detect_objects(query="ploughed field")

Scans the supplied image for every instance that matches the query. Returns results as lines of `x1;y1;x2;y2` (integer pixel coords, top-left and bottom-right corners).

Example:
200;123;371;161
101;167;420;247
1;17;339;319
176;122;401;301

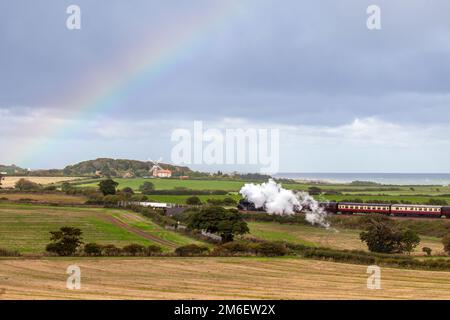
0;203;203;253
0;257;449;299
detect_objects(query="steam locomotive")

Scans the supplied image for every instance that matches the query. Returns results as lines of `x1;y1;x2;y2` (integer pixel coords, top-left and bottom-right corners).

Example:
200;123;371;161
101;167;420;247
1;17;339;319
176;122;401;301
238;199;450;218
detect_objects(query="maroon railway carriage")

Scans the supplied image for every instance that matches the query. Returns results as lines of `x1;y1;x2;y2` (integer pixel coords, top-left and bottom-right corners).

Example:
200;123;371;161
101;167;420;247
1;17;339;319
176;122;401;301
337;202;390;215
390;204;443;217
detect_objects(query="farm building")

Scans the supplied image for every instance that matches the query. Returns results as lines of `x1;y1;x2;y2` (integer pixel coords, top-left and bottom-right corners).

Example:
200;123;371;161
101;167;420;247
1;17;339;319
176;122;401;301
153;169;172;178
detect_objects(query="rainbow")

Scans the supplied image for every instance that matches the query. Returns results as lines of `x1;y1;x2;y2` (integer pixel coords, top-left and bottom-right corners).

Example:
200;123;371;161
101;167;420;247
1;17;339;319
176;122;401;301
17;1;241;167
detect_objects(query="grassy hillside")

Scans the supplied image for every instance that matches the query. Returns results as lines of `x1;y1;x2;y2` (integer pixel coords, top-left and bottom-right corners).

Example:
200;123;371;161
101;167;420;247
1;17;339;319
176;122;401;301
0;203;203;253
247;222;446;256
1;257;449;299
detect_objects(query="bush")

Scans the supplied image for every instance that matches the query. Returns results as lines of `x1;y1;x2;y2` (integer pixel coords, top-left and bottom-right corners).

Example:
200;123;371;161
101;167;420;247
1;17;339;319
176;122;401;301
0;247;21;257
443;234;450;255
130;194;149;201
122;243;147;256
102;194;124;206
175;244;209;256
426;199;448;206
102;244;122;256
422;247;432;256
186;196;202;205
146;245;163;256
61;182;73;192
15;178;41;191
139;182;155;195
253;242;288;257
213;241;254;256
84;243;103;256
223;197;237;205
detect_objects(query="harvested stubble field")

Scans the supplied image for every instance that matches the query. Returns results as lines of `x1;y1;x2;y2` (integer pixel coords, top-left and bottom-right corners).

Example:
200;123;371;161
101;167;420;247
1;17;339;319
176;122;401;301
0;257;449;299
0;192;87;204
0;176;82;188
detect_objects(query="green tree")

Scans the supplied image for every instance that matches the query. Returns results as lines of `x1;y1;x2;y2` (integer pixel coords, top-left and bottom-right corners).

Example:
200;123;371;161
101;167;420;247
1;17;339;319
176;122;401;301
45;227;83;256
98;179;118;196
139;181;155;195
186;196;202;205
400;229;420;254
61;182;72;192
188;206;249;242
223;197;237;206
360;219;420;254
443;234;450;255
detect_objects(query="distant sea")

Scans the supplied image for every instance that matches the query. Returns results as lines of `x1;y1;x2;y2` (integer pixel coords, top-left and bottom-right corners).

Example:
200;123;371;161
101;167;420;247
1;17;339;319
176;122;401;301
273;173;450;186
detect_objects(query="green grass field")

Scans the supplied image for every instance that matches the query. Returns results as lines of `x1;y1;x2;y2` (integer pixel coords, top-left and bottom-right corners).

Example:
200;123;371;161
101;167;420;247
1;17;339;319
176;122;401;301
75;178;450;205
79;178;248;191
145;194;241;204
0;203;202;253
247;221;446;256
78;178;450;192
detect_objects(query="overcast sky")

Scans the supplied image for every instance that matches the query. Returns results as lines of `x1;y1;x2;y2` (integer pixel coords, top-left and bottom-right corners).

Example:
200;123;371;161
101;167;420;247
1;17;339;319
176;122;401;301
1;0;450;172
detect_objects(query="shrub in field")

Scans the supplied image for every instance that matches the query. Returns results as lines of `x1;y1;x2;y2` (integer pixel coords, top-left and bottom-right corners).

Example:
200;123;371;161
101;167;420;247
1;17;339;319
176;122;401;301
186;196;202;205
0;248;21;257
212;241;254;256
422;247;432;256
139;182;155;195
61;182;73;192
252;242;288;257
14;178;41;191
426;199;448;206
46;227;83;256
102;194;125;207
146;245;163;256
102;244;122;256
443;234;450;255
222;197;237;205
84;243;103;256
98;179;119;196
130;194;149;201
122;243;147;256
175;244;209;256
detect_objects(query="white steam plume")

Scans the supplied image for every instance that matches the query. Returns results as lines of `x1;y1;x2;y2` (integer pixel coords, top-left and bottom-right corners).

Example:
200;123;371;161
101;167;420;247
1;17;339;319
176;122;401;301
239;179;330;228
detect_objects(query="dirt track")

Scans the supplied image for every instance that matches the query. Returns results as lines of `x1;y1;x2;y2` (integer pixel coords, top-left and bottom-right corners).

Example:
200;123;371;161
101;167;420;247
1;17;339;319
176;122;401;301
100;214;178;248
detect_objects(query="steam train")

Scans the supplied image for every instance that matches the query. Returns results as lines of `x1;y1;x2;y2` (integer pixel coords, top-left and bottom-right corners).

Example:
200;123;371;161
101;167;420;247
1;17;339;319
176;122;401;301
238;199;450;218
